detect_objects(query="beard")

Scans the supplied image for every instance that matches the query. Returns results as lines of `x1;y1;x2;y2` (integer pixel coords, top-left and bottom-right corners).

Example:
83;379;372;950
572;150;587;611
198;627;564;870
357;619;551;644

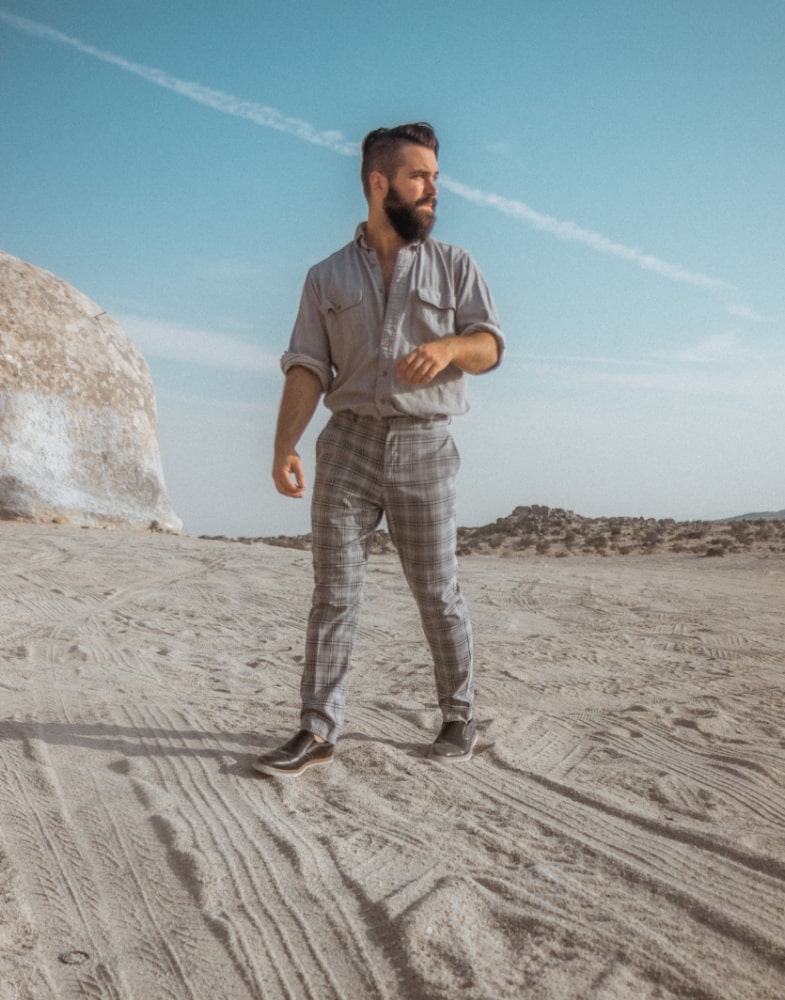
383;183;437;242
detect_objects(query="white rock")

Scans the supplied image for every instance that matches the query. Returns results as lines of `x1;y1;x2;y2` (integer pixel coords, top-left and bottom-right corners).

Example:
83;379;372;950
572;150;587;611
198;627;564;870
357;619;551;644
0;251;182;532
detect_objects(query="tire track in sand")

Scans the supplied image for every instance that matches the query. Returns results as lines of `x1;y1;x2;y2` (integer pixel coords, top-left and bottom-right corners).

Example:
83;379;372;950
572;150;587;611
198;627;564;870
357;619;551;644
117;699;396;1000
308;702;785;999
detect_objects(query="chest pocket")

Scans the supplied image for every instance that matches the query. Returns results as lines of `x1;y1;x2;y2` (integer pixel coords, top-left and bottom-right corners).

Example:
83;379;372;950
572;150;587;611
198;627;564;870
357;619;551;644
320;284;364;330
319;283;366;369
415;284;456;339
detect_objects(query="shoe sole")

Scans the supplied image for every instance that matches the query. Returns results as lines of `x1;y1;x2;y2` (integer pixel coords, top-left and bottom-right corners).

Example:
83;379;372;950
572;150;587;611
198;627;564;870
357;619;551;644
252;755;334;778
427;733;478;762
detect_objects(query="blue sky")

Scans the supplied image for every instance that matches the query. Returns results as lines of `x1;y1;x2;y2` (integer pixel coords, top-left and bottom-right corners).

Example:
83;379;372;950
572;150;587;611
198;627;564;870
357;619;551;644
2;0;783;537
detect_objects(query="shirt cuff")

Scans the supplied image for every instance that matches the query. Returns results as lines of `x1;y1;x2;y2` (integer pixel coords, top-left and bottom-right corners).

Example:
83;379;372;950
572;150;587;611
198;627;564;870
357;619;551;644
459;324;505;372
280;352;333;392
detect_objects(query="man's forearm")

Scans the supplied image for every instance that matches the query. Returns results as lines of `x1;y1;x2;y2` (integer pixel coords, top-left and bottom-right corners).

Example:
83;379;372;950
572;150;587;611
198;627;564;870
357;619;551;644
271;366;323;498
395;329;500;386
449;330;500;374
274;366;323;454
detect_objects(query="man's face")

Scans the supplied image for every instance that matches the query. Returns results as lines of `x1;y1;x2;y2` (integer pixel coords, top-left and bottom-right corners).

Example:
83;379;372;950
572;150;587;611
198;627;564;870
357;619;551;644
382;144;439;242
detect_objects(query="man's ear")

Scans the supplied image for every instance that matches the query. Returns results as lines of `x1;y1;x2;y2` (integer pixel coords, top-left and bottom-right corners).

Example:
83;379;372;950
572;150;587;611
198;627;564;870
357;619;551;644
368;170;388;199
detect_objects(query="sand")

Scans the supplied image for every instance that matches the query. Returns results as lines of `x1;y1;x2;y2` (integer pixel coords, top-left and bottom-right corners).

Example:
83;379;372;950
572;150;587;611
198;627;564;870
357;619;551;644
1;522;784;1000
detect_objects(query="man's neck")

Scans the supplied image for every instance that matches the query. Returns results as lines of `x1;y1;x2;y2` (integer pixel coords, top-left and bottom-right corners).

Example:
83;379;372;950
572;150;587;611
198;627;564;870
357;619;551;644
363;215;407;265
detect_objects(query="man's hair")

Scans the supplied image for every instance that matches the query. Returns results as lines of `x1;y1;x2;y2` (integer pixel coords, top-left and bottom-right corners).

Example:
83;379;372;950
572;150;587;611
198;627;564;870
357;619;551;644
360;122;439;198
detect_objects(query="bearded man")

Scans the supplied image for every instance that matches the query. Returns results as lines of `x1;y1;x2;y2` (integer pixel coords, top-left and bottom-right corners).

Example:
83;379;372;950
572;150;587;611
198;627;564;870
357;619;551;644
254;122;505;777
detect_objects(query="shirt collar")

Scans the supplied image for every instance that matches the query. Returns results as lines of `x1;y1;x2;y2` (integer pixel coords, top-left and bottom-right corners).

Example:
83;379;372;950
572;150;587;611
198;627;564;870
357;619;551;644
355;222;424;253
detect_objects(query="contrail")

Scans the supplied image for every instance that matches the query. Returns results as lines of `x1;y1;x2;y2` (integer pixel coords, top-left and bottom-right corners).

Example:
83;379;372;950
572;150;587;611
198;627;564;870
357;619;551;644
0;9;745;301
0;10;358;155
438;176;734;293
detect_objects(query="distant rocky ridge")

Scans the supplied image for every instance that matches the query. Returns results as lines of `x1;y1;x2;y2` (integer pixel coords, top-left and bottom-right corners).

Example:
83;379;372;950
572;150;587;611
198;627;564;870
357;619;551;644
0;251;181;531
202;504;785;557
727;508;785;522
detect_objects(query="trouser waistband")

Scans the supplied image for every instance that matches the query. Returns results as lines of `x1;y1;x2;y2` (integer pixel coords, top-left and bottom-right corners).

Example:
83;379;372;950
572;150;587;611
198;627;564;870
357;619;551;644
331;410;450;428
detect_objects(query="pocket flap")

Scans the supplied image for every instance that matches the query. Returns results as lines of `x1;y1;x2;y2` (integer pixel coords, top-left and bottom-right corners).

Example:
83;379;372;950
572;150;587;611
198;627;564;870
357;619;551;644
416;284;455;311
321;282;363;315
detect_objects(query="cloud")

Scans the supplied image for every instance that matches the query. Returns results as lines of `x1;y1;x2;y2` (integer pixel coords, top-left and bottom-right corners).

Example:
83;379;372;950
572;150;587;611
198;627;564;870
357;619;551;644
663;332;753;364
119;315;280;374
584;369;771;396
1;7;758;314
517;335;785;397
725;303;770;323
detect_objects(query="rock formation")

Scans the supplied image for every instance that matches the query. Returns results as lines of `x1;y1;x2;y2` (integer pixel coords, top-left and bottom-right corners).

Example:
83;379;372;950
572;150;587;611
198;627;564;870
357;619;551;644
0;251;181;531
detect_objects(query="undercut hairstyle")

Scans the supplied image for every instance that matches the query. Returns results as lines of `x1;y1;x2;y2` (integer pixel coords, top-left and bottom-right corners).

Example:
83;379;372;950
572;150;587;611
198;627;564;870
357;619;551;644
360;122;439;199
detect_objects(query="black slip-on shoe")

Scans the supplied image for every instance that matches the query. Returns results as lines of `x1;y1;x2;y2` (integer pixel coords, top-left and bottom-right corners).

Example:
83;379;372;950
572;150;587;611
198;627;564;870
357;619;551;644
427;719;477;761
253;730;334;777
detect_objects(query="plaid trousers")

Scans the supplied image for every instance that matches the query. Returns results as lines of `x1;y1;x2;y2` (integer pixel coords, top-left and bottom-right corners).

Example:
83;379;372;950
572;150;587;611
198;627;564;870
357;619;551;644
301;410;474;743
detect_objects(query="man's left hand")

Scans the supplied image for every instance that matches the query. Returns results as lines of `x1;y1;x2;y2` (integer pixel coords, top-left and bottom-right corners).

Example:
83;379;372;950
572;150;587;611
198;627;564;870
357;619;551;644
395;340;455;386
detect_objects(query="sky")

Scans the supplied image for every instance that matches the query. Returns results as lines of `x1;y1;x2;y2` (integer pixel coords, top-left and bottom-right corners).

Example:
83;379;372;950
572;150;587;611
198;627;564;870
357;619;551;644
2;0;783;538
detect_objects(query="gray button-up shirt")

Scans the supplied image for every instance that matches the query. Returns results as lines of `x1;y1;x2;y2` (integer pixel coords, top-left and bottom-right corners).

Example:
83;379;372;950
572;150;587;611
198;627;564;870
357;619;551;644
281;224;504;418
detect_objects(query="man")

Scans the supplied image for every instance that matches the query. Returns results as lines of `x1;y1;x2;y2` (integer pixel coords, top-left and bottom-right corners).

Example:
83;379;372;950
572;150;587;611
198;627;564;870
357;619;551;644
254;122;504;777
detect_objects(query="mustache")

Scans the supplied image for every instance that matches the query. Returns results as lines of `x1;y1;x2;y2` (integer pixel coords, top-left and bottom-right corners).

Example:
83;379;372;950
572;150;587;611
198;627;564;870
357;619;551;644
417;197;437;209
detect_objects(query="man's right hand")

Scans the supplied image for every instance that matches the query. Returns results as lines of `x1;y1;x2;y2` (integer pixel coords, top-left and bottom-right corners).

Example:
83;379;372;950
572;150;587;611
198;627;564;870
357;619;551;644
272;450;307;498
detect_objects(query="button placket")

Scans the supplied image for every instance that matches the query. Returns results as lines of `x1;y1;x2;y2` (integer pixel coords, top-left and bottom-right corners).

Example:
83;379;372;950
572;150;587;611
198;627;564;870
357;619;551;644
375;248;416;415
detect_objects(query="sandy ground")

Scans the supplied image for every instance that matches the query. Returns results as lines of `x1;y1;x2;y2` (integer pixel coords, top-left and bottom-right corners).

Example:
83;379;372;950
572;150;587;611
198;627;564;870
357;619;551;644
1;523;784;1000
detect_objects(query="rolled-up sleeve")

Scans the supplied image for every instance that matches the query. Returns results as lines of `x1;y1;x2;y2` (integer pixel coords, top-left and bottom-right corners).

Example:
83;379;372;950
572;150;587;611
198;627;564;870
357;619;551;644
280;270;334;391
453;252;505;371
